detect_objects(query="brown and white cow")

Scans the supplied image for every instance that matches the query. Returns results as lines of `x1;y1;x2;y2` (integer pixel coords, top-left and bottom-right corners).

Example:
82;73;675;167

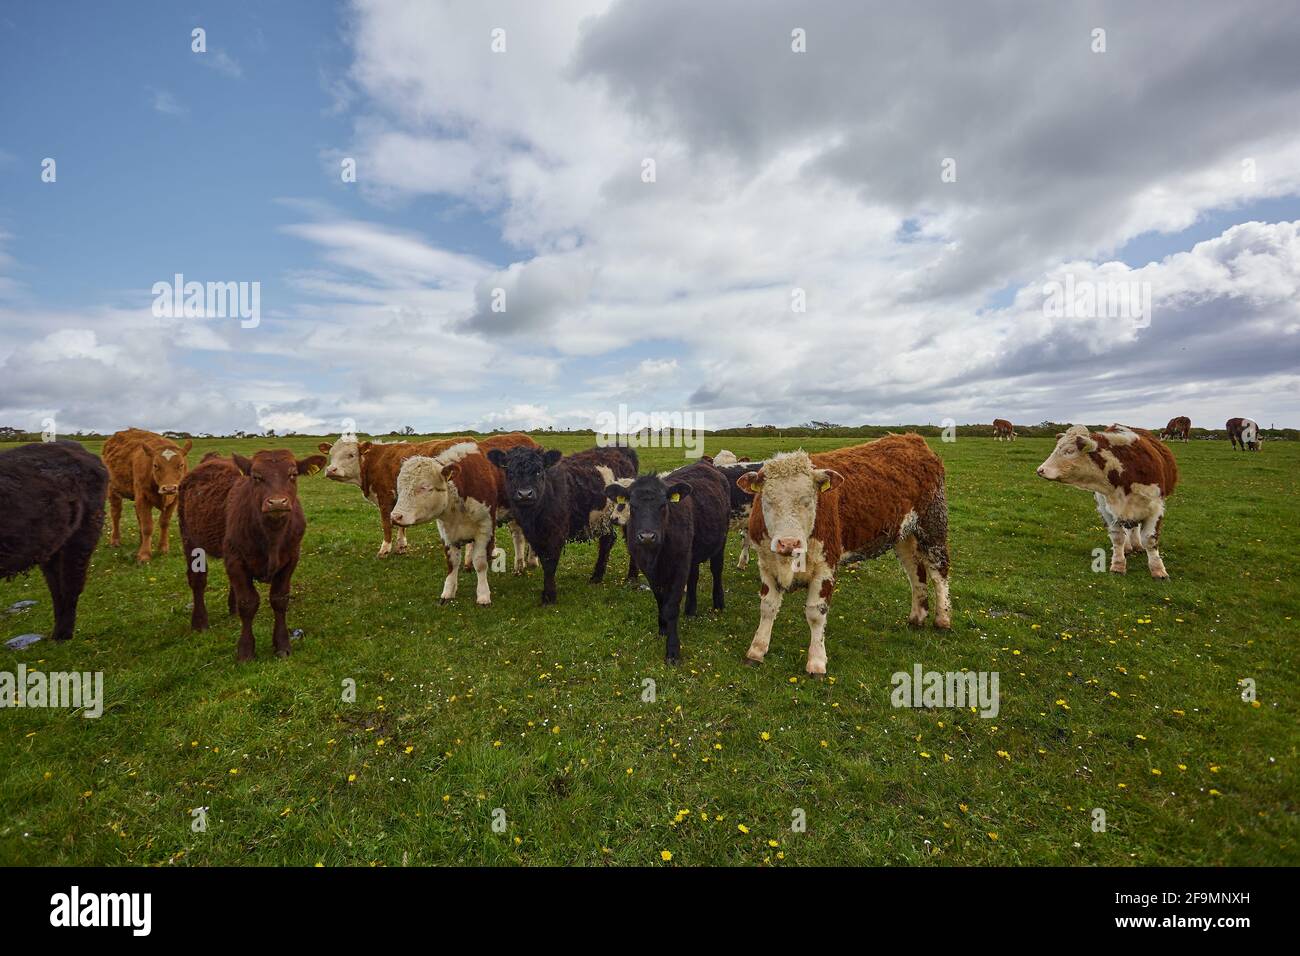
102;428;193;562
736;435;951;676
1226;417;1261;452
1036;424;1177;578
992;419;1016;441
1160;416;1191;443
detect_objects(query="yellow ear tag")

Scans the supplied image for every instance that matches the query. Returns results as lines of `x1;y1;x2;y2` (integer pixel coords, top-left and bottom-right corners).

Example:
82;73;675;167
308;465;321;476
670;493;681;502
617;496;627;504
819;479;831;492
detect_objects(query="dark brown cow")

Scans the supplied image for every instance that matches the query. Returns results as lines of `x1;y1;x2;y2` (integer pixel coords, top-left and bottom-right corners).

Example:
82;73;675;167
992;419;1016;441
1226;417;1261;452
1160;416;1191;443
0;442;107;642
102;428;192;562
1036;424;1177;578
736;434;950;676
179;450;326;661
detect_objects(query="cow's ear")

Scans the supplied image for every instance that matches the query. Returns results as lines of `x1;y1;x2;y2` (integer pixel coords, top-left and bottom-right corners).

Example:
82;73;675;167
667;481;691;503
813;468;844;493
182;438;193;455
1055;433;1066;440
232;454;253;476
297;454;327;476
1077;436;1098;454
735;470;763;494
441;462;461;482
543;449;563;469
738;456;751;463
486;448;507;467
605;483;629;503
317;442;332;454
358;441;373;455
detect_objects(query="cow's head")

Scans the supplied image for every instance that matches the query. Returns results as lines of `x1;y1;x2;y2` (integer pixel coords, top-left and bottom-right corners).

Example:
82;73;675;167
735;451;842;559
152;439;192;497
232;450;326;521
606;474;689;547
318;438;367;485
487;446;563;509
391;451;467;527
1036;425;1110;490
1242;420;1261;450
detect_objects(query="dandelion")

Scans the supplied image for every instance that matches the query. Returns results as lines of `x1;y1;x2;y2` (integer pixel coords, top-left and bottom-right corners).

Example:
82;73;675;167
760;731;771;741
660;850;673;861
737;824;750;834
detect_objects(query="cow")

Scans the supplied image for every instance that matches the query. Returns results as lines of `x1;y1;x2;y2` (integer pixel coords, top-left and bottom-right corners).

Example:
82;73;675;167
1036;424;1177;579
102;428;192;562
487;444;638;604
736;434;950;676
1160;416;1191;443
993;419;1016;441
717;460;764;568
606;462;730;664
179;449;327;661
390;441;516;605
0;441;107;642
1226;417;1261;452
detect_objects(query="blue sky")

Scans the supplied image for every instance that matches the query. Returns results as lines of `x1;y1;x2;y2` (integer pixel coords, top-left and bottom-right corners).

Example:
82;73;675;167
2;1;1298;434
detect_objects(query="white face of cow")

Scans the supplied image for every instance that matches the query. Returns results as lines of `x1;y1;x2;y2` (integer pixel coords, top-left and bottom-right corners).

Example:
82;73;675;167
1242;420;1260;447
322;439;362;485
1036;425;1110;492
740;451;841;558
391;456;454;527
608;477;635;526
712;449;739;467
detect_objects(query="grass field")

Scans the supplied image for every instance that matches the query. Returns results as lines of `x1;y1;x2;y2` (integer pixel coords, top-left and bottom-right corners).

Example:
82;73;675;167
1;433;1296;866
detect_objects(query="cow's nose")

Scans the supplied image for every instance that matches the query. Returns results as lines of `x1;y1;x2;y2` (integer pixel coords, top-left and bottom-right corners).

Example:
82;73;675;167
774;538;800;556
515;488;535;501
325;466;338;476
160;484;179;495
265;497;290;511
636;531;658;545
1036;467;1046;477
391;512;406;525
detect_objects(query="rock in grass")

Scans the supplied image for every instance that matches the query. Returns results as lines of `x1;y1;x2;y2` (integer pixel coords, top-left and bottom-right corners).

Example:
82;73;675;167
5;600;37;614
5;634;42;650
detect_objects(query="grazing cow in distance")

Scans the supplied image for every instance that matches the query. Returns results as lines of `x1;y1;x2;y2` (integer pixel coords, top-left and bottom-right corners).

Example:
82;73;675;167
993;419;1016;441
1226;417;1262;452
488;444;638;604
102;428;192;562
1036;424;1177;578
607;462;730;664
737;434;951;676
1160;416;1191;443
0;442;107;642
179;450;327;660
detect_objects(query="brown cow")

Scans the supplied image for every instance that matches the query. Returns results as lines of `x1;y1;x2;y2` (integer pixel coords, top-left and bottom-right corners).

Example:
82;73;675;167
1160;416;1191;443
178;449;326;661
736;434;950;676
1036;424;1177;578
1226;417;1261;452
992;419;1016;441
102;428;193;562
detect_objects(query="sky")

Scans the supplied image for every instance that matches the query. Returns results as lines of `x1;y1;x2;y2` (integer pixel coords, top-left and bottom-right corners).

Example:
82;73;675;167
1;0;1298;436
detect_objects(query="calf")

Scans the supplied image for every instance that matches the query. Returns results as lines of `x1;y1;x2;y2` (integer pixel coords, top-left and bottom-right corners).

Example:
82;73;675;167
391;442;505;605
179;450;327;661
1160;416;1191;443
607;462;730;664
487;444;638;604
1036;424;1177;579
992;419;1016;441
102;428;192;562
0;442;107;642
717;460;764;568
1226;417;1261;452
737;435;950;676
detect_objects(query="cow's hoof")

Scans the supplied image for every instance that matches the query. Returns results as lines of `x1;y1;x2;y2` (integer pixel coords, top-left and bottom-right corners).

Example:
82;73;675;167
1109;566;1127;575
807;672;826;681
665;655;680;666
1151;571;1170;580
235;653;254;663
275;649;291;659
935;618;952;630
743;656;762;668
439;597;451;606
476;598;491;607
907;616;926;629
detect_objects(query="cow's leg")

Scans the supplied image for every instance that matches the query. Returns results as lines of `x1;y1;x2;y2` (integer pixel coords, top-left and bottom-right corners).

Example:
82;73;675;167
185;537;209;631
472;529;492;606
804;570;835;676
133;499;154;562
509;522;529;575
1107;525;1128;574
462;541;474;570
38;552;67;640
1124;527;1141;555
393;524;410;556
590;532;614;584
1140;513;1169;580
108;491;123;547
157;498;177;555
710;549;725;611
737;530;752;569
541;555;559;605
894;536;928;627
527;542;539;568
377;502;395;557
440;543;462;604
228;563;259;662
922;545;952;630
269;560;297;658
662;577;686;665
227;585;237;617
745;569;784;665
684;560;700;616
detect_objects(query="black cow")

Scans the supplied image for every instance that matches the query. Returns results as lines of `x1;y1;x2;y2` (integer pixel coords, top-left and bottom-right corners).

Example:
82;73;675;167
487;444;638;604
716;461;764;568
607;461;730;664
0;441;108;642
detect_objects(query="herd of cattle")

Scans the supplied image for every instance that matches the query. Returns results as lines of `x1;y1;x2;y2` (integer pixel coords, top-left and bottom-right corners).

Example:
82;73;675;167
0;415;1266;672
